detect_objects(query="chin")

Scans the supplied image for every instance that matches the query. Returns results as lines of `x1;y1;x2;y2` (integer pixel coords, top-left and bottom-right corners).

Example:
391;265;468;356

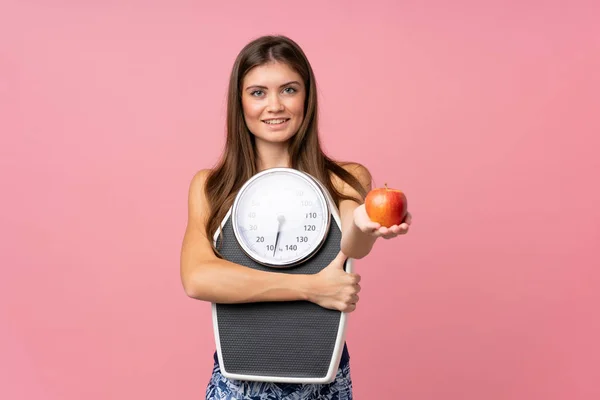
252;124;299;143
257;133;295;144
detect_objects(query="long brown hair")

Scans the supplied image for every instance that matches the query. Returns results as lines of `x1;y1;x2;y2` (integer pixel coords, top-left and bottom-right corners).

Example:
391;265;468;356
205;35;371;254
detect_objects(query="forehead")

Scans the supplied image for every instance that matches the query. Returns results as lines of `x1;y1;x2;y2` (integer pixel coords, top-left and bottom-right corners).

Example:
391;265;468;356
242;62;303;88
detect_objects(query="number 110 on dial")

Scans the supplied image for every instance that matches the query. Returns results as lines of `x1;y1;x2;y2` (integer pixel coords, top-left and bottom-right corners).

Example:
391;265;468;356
231;168;331;268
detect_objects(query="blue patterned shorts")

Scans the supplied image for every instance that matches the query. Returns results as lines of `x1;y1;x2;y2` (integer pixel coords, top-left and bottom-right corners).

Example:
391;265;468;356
205;359;353;399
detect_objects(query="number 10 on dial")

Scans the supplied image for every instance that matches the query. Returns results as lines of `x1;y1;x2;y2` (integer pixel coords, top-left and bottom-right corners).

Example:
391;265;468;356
231;168;331;268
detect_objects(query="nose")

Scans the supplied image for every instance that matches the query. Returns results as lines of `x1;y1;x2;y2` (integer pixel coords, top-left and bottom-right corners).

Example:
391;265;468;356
266;93;284;112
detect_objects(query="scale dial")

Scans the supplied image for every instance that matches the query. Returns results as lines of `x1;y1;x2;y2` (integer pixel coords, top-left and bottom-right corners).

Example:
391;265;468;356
231;168;331;267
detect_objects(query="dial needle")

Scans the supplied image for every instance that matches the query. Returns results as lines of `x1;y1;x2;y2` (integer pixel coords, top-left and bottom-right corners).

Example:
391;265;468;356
273;214;285;257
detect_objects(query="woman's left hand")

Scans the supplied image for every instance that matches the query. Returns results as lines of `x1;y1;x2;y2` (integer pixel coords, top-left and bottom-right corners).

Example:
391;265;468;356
353;204;412;239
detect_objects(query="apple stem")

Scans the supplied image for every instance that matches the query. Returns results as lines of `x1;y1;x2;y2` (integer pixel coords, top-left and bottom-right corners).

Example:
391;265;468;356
385;183;388;191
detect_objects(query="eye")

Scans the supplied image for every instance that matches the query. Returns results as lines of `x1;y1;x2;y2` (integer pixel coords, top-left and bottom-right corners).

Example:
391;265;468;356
250;90;264;97
283;87;297;94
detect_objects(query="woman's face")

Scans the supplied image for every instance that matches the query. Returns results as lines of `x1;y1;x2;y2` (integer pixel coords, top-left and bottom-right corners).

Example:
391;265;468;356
241;62;306;145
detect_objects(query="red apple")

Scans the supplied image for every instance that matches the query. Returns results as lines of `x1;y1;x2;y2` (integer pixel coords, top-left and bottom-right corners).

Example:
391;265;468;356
365;183;408;228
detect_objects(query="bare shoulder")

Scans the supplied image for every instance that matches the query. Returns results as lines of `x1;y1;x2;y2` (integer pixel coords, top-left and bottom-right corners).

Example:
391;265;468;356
332;161;373;197
189;168;212;191
187;168;213;226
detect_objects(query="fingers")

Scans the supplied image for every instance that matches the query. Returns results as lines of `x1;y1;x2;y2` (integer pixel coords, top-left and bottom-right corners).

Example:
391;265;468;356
317;257;362;313
343;283;361;312
330;281;361;313
323;289;360;313
375;222;411;239
382;225;403;239
342;303;357;313
358;211;412;238
339;297;358;313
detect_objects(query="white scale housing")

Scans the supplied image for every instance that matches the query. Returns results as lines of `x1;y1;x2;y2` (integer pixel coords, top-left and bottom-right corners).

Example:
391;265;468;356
212;168;353;383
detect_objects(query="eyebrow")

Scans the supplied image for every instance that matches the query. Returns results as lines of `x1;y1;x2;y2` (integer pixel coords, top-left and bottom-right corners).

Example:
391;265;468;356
245;81;301;91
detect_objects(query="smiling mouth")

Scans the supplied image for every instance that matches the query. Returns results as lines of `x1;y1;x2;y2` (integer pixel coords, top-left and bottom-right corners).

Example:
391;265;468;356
262;118;290;125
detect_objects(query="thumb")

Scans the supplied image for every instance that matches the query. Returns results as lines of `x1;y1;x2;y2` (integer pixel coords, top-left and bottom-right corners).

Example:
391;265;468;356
333;250;348;268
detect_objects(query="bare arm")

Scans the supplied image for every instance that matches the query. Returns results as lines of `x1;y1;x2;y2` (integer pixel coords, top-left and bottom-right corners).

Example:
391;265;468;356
180;169;311;303
338;164;378;259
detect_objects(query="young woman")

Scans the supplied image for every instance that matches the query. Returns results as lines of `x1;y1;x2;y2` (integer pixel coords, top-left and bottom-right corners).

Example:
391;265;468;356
180;35;412;399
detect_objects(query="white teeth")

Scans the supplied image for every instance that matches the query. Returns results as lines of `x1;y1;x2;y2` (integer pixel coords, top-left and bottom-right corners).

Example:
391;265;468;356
264;119;287;124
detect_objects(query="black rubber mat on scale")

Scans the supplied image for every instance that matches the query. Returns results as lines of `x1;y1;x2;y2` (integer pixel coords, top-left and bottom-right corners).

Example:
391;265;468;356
214;216;346;379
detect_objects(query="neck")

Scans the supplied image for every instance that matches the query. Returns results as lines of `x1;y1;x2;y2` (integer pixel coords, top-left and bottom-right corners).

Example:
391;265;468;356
255;140;292;171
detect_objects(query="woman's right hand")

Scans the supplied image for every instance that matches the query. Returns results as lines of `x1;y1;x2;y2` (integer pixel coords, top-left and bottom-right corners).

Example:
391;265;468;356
306;251;361;313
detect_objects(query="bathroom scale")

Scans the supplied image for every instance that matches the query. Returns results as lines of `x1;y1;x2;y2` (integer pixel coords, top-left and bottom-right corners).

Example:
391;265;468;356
211;167;353;384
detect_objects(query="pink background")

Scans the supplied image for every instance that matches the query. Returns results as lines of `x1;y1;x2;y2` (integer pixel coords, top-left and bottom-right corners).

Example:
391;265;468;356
1;1;599;399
